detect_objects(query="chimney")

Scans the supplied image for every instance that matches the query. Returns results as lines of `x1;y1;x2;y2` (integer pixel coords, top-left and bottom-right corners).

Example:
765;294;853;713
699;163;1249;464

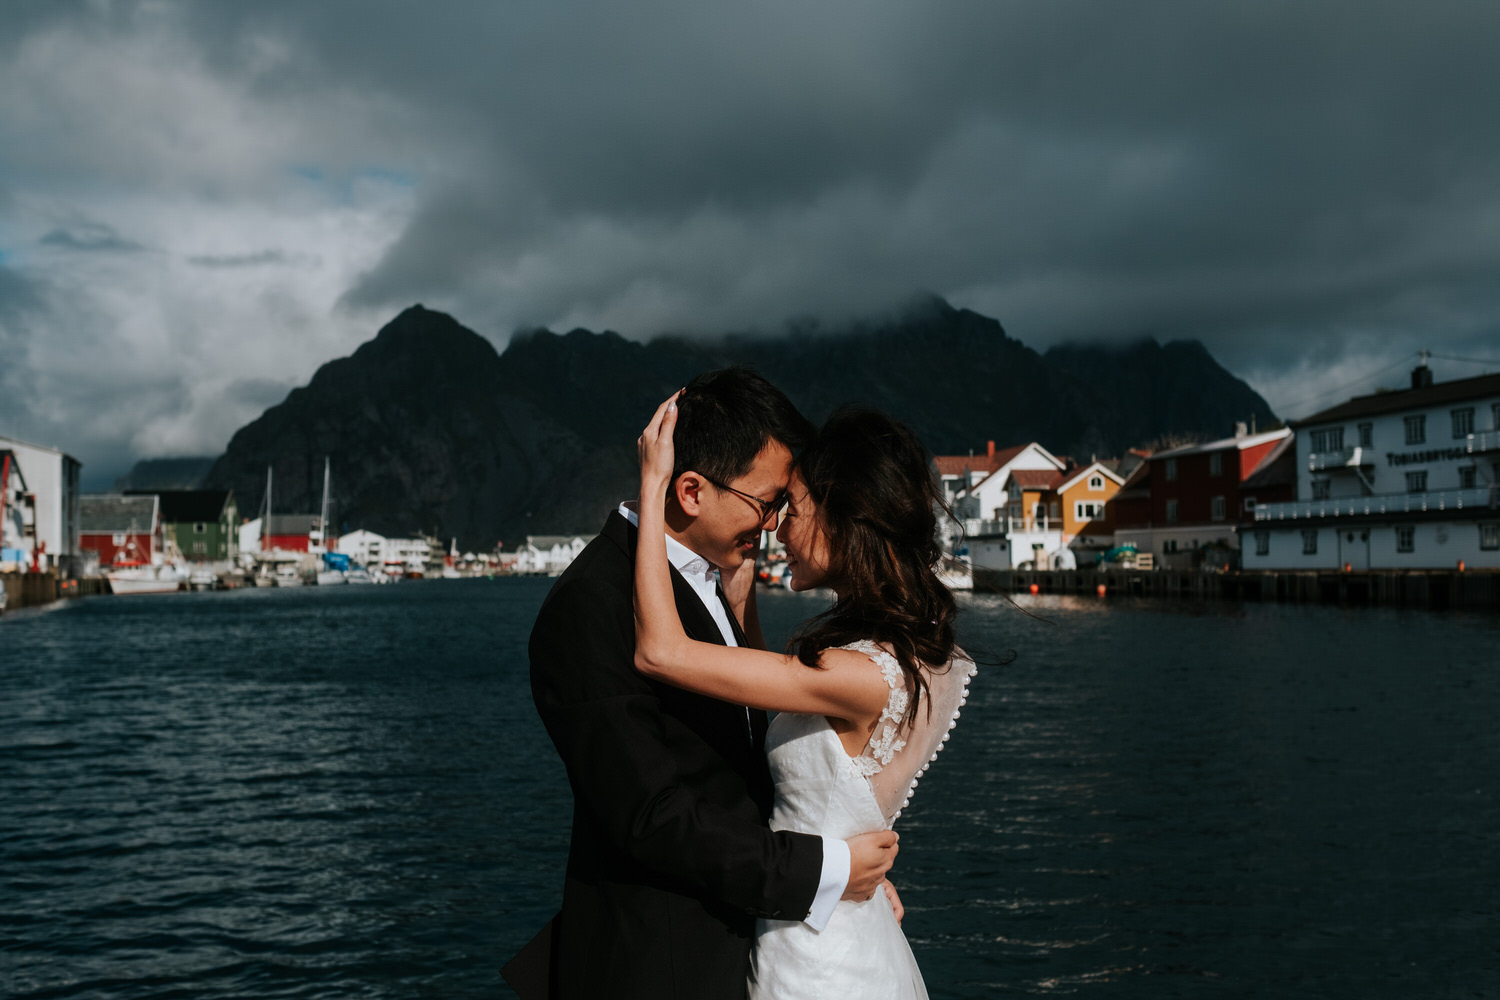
1234;421;1248;438
987;440;995;458
1412;352;1433;389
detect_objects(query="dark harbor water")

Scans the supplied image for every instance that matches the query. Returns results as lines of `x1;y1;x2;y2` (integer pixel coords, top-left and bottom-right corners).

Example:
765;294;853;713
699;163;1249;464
2;580;1497;998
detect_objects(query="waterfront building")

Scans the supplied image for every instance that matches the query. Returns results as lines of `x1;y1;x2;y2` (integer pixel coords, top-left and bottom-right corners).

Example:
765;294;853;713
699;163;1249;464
336;528;432;577
1244;362;1500;571
79;494;163;570
126;490;238;563
1112;425;1292;570
1056;461;1127;561
2;449;36;568
510;535;590;575
0;434;83;574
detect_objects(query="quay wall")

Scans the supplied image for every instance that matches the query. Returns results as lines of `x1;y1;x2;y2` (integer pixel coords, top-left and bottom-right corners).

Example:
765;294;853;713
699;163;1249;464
973;568;1500;611
2;572;108;613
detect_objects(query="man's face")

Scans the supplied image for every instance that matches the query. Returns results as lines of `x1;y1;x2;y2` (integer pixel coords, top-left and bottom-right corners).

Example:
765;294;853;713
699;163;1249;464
683;439;794;571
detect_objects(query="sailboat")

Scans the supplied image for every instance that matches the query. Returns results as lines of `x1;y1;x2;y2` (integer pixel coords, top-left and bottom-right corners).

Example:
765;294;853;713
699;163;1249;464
315;458;348;585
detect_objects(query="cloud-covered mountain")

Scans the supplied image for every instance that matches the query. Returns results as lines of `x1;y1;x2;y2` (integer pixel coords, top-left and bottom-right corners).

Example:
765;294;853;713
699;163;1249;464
194;301;1275;548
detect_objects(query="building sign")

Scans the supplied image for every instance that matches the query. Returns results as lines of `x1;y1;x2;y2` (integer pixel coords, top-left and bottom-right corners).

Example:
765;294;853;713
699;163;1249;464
1386;447;1470;467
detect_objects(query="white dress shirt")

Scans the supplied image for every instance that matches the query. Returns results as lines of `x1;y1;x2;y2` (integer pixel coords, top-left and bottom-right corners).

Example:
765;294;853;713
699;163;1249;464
618;503;848;930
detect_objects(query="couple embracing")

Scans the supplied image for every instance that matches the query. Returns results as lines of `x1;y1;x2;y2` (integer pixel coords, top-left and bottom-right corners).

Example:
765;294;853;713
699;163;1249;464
517;367;975;999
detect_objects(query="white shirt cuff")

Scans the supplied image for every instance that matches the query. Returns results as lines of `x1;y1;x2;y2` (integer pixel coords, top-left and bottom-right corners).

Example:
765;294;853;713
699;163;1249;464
805;836;849;930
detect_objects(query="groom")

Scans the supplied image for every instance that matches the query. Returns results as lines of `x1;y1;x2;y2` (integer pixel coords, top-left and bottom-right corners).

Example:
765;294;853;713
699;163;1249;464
521;367;899;999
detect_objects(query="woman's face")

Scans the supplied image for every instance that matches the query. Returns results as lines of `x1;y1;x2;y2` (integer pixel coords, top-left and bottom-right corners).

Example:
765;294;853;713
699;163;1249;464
775;470;833;592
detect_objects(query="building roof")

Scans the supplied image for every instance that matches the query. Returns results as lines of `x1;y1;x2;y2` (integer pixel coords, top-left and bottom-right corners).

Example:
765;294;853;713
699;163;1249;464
1240;435;1296;491
933;444;1025;479
126;489;233;523
1295;369;1500;426
1009;468;1066;490
1152;428;1291;459
1056;461;1126;493
79;494;158;533
266;513;320;535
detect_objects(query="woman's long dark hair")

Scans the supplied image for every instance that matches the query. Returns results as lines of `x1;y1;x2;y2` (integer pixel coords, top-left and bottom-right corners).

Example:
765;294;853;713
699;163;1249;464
789;407;957;719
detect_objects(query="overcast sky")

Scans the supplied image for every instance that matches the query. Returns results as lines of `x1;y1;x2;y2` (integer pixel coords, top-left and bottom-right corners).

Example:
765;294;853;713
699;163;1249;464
3;1;1499;487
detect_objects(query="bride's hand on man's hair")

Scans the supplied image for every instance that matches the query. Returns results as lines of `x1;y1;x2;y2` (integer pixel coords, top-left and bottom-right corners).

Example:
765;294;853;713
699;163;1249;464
637;390;683;493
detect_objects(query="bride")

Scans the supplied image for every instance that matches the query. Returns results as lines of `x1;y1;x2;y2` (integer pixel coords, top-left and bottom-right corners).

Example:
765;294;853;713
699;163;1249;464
634;393;976;999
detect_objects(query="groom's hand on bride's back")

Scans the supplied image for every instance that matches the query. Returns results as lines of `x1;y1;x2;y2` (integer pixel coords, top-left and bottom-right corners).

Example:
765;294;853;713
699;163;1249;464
841;830;898;902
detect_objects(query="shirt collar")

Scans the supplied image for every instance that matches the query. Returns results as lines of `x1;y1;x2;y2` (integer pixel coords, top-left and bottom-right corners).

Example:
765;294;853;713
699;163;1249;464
618;502;718;584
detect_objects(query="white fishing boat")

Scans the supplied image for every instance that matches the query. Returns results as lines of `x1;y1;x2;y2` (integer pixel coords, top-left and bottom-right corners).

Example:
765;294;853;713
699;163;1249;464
107;559;184;595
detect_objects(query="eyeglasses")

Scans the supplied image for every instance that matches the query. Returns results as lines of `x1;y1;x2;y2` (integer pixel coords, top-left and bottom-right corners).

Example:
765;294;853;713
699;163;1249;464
703;476;790;526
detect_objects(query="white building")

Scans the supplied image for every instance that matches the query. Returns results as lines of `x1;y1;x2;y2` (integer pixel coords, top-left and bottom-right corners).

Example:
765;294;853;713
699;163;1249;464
511;535;589;575
1244;363;1500;571
941;442;1070;570
338;528;433;577
0;434;82;574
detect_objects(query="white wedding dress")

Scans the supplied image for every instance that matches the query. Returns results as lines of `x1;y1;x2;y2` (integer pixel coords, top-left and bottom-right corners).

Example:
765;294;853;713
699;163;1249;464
748;640;977;1000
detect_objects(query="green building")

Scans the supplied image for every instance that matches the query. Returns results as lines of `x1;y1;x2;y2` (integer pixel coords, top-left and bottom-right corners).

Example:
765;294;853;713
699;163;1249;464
127;489;239;563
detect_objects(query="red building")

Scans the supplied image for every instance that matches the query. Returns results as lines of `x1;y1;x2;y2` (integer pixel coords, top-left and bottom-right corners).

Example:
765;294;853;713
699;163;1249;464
263;513;320;552
79;494;162;568
1112;427;1291;569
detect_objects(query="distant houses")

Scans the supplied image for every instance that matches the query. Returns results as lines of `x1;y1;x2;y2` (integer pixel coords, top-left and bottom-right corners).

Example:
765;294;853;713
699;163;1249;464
8;355;1500;588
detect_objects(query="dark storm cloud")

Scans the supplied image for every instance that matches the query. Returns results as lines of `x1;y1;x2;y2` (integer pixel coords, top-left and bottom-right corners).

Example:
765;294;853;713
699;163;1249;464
188;250;296;268
170;0;1499;362
3;0;1499;461
40;223;146;254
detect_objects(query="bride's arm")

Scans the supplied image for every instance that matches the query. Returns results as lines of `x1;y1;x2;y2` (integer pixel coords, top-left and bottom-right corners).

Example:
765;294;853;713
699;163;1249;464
634;395;885;720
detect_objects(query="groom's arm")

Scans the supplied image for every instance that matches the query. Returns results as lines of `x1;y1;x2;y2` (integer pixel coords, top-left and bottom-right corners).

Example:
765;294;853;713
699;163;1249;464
531;572;825;919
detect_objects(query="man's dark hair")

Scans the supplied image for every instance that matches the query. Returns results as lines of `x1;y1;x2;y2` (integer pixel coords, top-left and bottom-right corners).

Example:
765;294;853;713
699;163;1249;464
672;366;813;487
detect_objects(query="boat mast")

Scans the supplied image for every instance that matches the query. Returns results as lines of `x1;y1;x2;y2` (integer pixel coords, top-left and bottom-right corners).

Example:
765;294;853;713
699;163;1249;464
319;457;332;553
261;465;273;553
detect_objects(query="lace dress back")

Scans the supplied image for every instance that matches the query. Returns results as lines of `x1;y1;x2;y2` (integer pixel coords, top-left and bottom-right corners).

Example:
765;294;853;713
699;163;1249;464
747;641;976;1000
844;639;977;826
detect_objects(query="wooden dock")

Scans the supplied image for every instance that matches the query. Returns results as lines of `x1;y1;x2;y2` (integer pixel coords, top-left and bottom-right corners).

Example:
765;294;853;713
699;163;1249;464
2;572;109;613
973;568;1500;610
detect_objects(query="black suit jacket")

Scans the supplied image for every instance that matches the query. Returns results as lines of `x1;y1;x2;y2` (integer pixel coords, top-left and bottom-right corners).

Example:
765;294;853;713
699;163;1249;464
524;511;823;1000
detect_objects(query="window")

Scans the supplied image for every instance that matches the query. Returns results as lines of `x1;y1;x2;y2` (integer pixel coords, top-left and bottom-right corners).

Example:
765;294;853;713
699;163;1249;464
1049;502;1061;520
1481;524;1500;551
1301;529;1318;555
1357;422;1373;448
112;532;125;545
1312;480;1331;500
1255;531;1269;556
1075;501;1102;520
1166;499;1179;523
1494;403;1500;431
1406;471;1427;493
1310;427;1344;453
1209;452;1224;476
194;522;208;534
1164;539;1178;554
1396;525;1415;553
1088;475;1104;490
1452;407;1475;438
1404;415;1426;444
1460;466;1477;489
192;541;207;554
1164;458;1178;481
1211;496;1226;521
1243;496;1257;513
